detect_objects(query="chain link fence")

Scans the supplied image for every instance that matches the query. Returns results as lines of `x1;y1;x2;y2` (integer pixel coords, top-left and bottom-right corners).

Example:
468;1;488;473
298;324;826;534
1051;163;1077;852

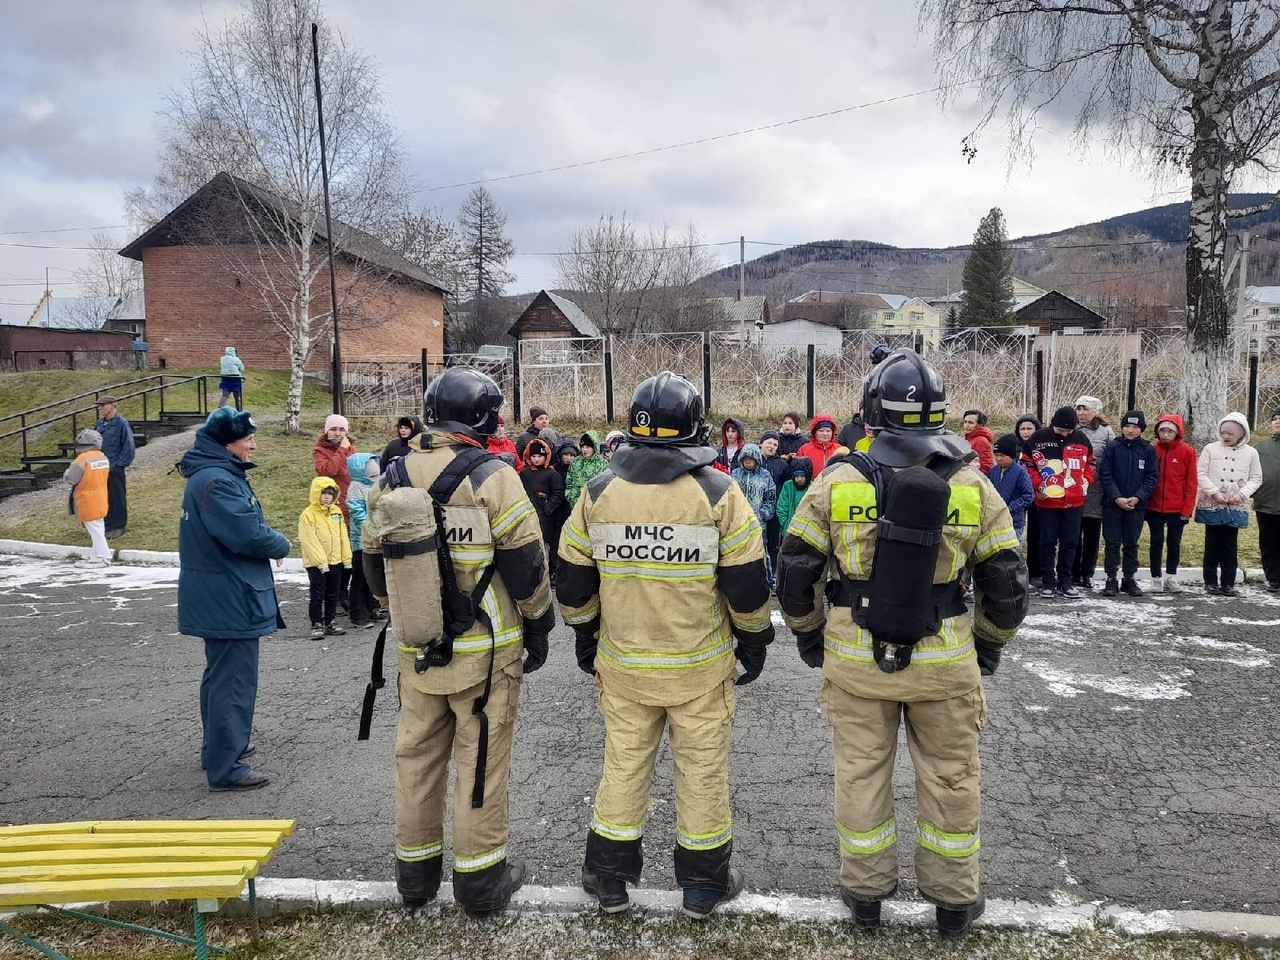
339;330;1280;429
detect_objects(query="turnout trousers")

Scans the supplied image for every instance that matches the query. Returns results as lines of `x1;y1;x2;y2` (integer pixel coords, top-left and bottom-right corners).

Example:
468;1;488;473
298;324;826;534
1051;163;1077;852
394;662;522;907
822;680;986;906
585;678;736;892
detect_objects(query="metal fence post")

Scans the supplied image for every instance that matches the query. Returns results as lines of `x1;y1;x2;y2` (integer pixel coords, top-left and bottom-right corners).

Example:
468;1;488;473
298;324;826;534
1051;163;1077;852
421;348;429;399
1035;350;1045;424
1127;358;1138;412
702;333;712;413
604;337;615;423
1249;351;1260;428
806;344;816;420
513;345;523;420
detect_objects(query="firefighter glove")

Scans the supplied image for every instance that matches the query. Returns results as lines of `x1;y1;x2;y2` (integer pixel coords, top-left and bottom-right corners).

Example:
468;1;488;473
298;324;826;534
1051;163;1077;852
734;643;766;685
795;628;825;668
522;632;549;674
574;627;598;675
975;639;1002;677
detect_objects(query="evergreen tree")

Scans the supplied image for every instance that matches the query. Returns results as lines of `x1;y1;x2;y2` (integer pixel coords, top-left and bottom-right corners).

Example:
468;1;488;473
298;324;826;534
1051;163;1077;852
959;207;1015;328
946;304;961;333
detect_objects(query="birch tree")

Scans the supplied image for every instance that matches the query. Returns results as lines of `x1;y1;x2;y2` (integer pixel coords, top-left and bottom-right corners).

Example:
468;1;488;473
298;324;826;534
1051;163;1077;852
129;0;409;432
918;0;1280;443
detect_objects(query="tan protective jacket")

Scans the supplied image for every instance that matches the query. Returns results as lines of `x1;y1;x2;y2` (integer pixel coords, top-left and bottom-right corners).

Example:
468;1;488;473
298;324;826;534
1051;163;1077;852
366;430;553;696
557;444;773;706
779;455;1026;702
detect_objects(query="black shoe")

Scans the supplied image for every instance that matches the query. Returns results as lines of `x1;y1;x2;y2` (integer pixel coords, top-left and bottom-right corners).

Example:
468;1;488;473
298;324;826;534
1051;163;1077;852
582;870;630;913
840;889;883;929
681;866;745;919
397;857;441;908
1057;585;1082;600
1073;577;1093;590
199;743;255;771
1102;578;1119;597
1268;581;1280;592
1220;585;1239;597
325;623;346;636
463;859;527;918
1039;586;1056;599
937;893;985;939
372;608;390;620
1122;578;1143;597
1205;584;1223;595
209;769;270;792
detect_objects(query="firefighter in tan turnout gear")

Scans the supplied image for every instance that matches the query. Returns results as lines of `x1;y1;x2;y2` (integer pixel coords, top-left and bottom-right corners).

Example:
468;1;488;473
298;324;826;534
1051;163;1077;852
557;371;774;919
364;366;554;917
776;349;1028;938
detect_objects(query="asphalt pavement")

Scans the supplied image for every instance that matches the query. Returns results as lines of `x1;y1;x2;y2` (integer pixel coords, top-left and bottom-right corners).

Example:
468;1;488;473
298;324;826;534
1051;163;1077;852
0;545;1276;917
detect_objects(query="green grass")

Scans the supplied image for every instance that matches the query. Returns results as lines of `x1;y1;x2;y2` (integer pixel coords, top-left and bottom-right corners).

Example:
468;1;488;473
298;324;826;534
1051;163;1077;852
0;368;333;470
0;909;1272;960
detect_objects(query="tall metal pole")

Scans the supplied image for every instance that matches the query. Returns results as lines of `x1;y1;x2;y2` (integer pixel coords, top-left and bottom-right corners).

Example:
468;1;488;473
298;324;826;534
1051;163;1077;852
312;22;343;415
1235;230;1251;364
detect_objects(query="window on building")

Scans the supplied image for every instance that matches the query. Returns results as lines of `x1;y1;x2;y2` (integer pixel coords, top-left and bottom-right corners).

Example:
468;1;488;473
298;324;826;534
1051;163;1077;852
910;312;924;323
1269;307;1279;316
884;312;895;322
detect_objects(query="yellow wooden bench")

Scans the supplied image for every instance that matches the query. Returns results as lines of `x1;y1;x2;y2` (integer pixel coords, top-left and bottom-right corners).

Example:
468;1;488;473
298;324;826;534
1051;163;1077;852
0;819;295;960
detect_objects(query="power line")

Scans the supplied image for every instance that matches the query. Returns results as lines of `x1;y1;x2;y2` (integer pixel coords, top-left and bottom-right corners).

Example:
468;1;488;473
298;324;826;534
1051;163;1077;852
0;225;125;236
425;84;957;192
0;241;100;250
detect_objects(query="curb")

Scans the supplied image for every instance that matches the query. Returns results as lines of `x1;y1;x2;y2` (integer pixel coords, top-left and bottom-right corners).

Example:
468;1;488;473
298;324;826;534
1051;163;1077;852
0;539;308;573
219;880;1280;945
0;538;1271;587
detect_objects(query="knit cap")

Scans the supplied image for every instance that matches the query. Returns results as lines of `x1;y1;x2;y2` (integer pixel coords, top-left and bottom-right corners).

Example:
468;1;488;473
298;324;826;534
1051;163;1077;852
529;406;548;422
202;407;258;446
1122;410;1147;431
75;429;103;450
325;414;349;432
1051;406;1079;430
993;434;1019;458
1074;395;1103;413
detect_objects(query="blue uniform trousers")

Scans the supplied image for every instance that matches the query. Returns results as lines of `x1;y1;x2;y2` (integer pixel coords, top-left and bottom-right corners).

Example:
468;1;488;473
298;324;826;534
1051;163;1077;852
200;637;259;786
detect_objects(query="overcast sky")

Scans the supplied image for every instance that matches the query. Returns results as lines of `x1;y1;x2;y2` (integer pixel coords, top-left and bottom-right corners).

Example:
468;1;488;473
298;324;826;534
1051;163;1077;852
0;0;1203;320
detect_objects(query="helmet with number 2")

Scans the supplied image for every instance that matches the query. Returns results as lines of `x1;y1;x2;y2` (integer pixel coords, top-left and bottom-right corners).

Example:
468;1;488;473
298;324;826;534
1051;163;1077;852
862;349;947;437
628;371;707;446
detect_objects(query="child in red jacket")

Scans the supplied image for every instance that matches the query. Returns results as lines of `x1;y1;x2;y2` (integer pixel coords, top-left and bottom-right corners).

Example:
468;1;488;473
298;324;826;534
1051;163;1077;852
1146;413;1198;593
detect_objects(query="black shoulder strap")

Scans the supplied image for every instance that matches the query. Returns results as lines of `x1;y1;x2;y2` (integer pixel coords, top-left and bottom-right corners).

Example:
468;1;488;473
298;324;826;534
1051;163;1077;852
428;445;498;502
357;623;389;741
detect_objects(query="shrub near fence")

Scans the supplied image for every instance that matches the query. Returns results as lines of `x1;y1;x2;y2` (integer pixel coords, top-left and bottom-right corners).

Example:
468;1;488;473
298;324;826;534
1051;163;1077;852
338;327;1280;429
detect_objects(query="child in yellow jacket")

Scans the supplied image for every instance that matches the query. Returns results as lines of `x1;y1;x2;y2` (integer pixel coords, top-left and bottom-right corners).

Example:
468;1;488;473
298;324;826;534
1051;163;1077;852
300;476;353;639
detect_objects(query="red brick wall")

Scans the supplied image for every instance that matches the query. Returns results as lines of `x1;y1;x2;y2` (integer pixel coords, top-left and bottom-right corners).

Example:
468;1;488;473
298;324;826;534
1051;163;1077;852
143;245;444;371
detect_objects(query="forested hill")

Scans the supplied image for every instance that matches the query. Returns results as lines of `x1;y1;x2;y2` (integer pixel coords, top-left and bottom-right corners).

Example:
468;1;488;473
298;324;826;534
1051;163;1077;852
1022;193;1280;244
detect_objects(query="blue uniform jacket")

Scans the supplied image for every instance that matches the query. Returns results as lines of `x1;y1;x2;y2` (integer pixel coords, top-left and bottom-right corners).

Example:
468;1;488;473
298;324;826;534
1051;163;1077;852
177;430;290;639
987;461;1034;532
95;414;135;468
1100;435;1159;505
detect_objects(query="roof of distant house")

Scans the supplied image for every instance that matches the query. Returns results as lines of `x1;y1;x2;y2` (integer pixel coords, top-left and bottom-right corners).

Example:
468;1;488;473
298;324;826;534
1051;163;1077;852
1245;285;1280;305
119;172;451;295
545;292;602;338
24;293;119;330
106;292;145;321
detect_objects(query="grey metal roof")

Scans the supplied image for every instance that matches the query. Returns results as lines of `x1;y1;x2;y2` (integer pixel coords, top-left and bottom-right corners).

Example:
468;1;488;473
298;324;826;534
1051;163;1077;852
106;292;145;321
711;295;767;327
545;292;602;338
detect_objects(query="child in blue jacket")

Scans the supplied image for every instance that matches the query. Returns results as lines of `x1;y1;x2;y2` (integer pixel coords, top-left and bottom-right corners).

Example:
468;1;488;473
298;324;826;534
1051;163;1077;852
990;434;1035;541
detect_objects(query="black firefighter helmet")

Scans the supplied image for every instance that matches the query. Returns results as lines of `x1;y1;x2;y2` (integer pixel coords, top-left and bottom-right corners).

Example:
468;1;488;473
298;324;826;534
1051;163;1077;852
423;366;503;442
628;371;708;446
863;349;968;466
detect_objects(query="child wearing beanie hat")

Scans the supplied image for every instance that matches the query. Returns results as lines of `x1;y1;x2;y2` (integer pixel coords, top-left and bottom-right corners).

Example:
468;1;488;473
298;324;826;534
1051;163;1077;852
1098;410;1157;596
1025;409;1096;599
1071;399;1115;592
989;434;1034;541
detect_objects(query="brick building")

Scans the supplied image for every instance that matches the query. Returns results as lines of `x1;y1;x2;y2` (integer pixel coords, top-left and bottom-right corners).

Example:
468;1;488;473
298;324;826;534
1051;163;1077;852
120;173;450;371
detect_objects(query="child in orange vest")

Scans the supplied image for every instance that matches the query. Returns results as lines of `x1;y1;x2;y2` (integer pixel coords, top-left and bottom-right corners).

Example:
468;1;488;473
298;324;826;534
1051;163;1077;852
62;429;112;562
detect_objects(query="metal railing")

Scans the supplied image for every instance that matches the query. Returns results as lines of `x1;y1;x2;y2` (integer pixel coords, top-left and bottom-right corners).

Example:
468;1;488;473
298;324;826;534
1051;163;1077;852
0;375;212;469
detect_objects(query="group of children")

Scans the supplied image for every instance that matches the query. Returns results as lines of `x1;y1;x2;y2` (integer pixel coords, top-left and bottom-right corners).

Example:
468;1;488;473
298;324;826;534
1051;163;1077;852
984;400;1262;599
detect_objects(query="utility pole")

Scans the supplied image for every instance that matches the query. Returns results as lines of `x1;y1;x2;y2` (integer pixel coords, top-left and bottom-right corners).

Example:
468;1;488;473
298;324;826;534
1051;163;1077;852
738;235;745;301
1235;231;1251;364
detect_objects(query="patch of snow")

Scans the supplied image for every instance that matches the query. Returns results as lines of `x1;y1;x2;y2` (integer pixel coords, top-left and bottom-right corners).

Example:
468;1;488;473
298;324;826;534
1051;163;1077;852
1022;662;1192;700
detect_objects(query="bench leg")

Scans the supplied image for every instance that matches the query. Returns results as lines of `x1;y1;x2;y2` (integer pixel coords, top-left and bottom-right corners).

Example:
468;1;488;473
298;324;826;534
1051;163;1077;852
36;906;230;956
0;918;71;960
248;876;260;945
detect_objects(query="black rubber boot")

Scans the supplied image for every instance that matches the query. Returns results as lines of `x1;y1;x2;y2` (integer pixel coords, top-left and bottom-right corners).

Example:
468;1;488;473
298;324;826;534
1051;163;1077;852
396;856;442;909
458;858;527;918
839;888;884;929
582;870;630;913
1102;578;1119;597
936;893;986;938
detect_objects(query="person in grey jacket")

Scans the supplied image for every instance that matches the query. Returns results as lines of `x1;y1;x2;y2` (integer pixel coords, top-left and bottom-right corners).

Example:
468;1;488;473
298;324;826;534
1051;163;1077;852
178;407;290;791
219;346;246;410
94;395;135;540
1071;395;1114;589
